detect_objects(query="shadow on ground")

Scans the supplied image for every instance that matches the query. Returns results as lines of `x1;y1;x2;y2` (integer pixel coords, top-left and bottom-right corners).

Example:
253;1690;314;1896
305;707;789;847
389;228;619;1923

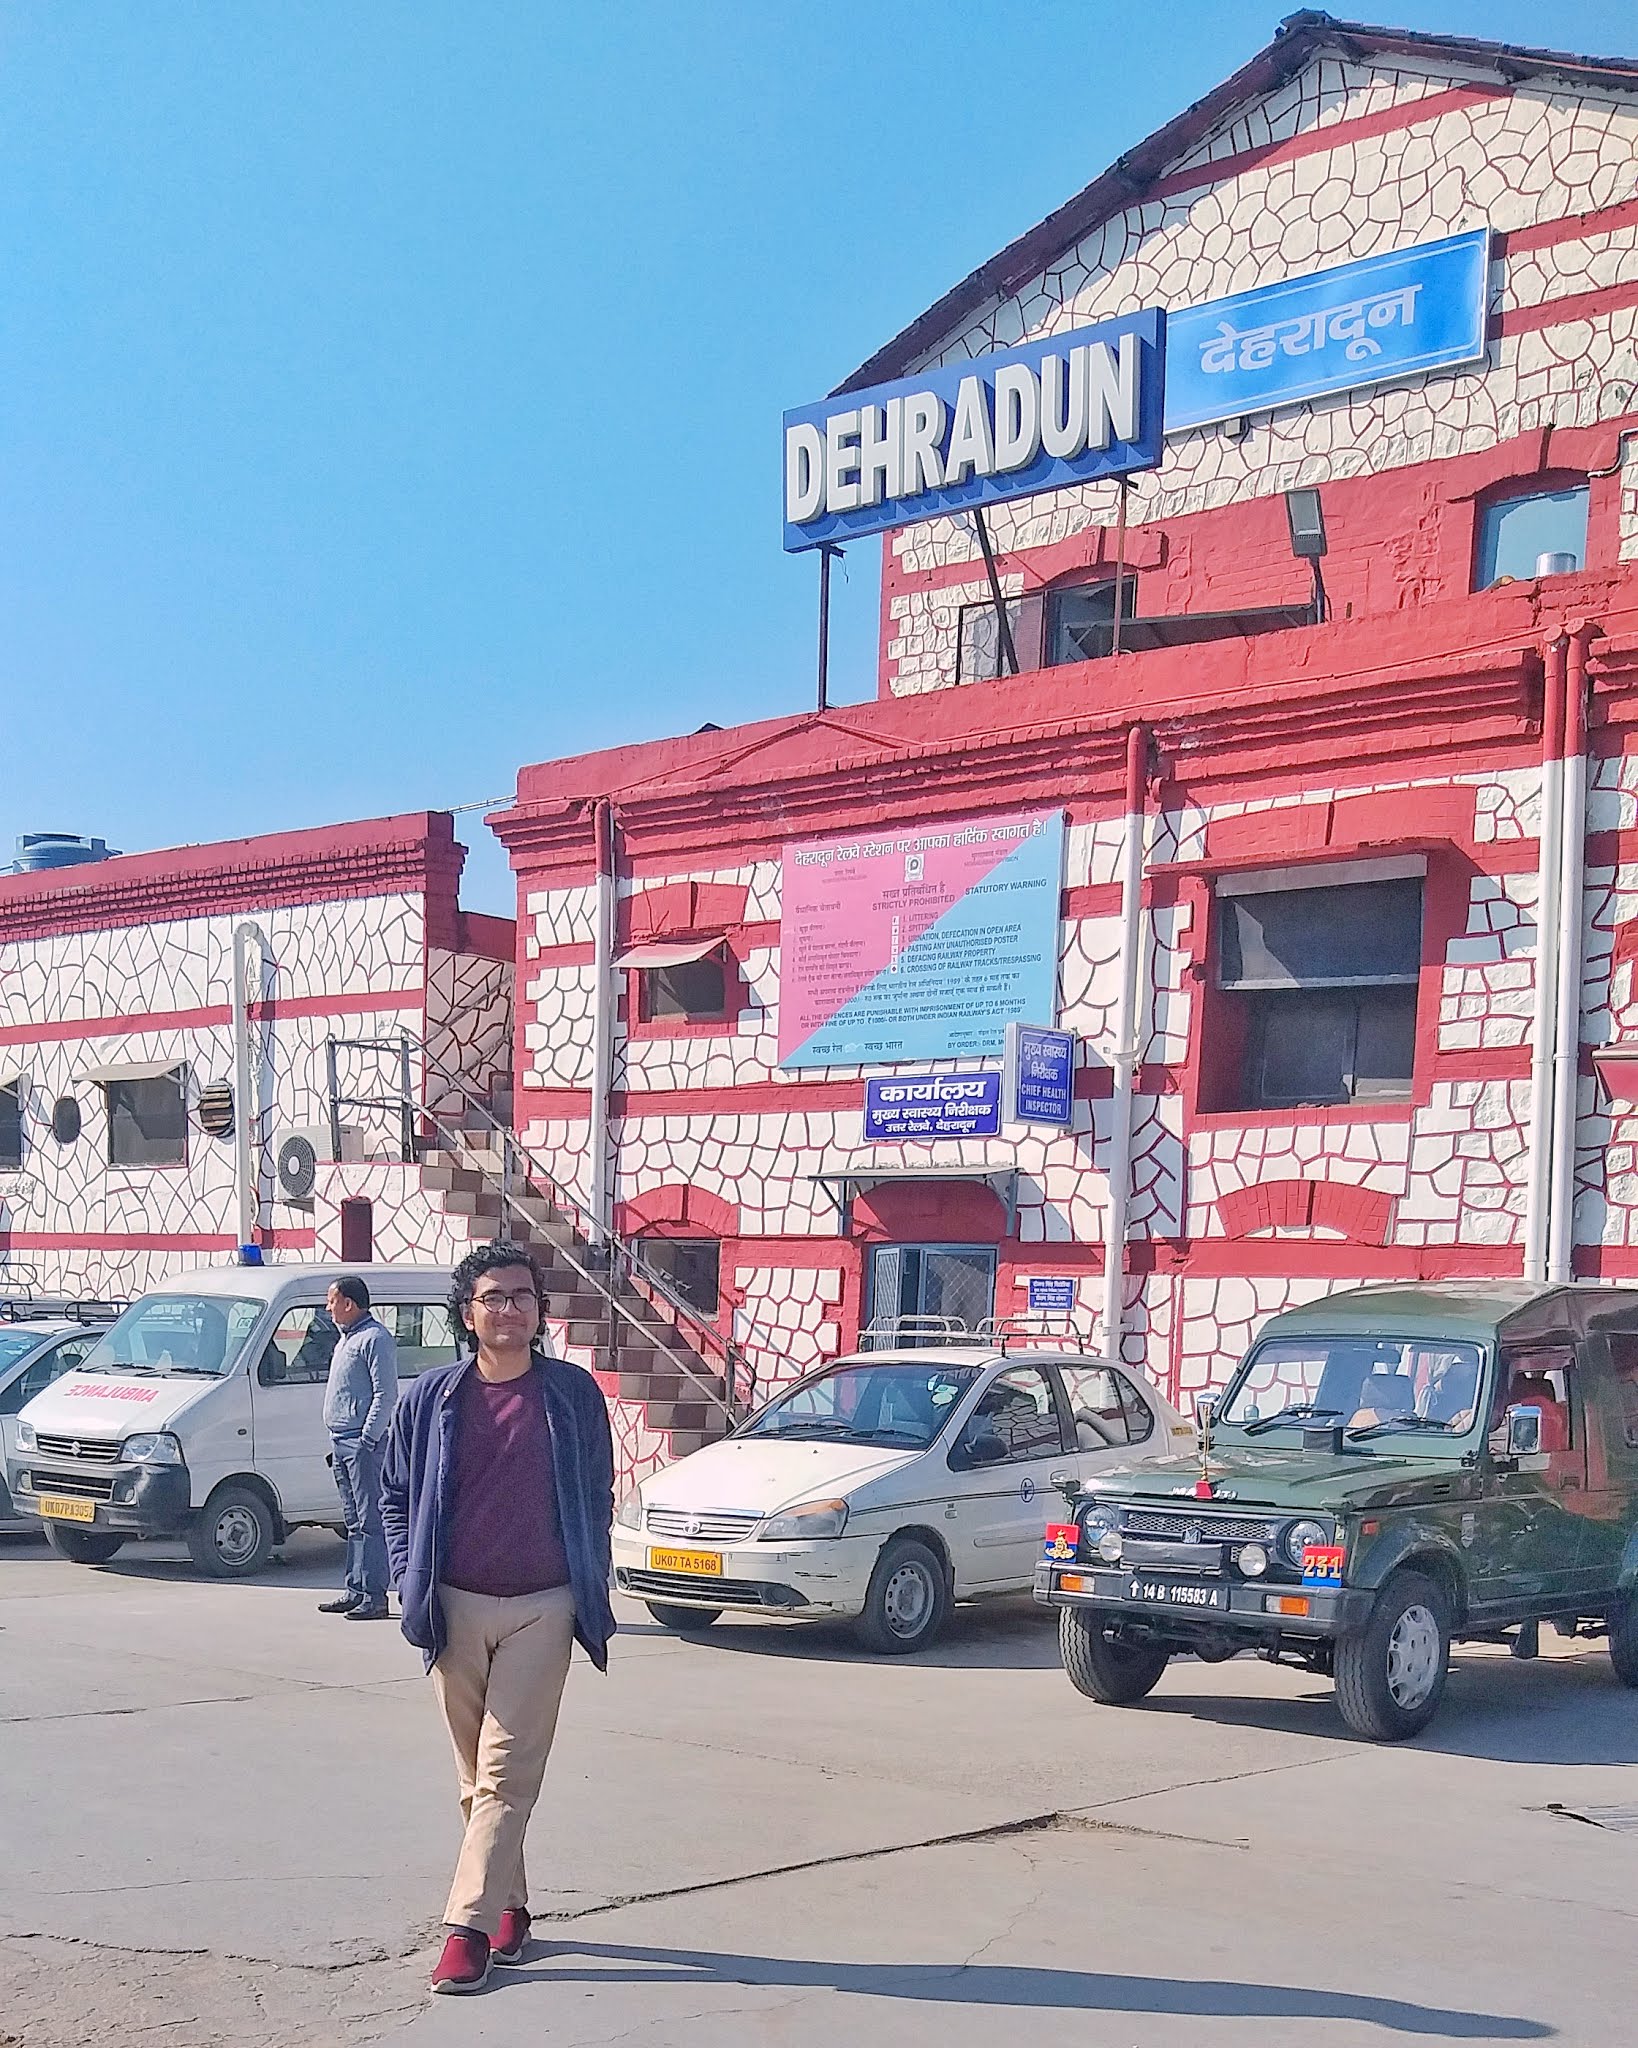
499;1939;1550;2038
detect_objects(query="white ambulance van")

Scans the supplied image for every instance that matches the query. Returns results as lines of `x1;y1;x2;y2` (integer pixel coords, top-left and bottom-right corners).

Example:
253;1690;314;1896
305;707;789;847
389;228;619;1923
5;1262;456;1576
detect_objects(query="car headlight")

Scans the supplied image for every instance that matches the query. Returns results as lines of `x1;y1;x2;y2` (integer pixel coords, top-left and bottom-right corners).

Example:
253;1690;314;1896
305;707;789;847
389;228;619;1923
759;1497;849;1541
615;1489;643;1531
16;1420;35;1453
1281;1517;1332;1568
120;1432;184;1466
1079;1504;1120;1546
1237;1541;1269;1578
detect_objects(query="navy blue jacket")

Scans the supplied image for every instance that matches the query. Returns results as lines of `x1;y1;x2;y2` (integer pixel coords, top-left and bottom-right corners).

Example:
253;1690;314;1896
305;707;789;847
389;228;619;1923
380;1350;617;1672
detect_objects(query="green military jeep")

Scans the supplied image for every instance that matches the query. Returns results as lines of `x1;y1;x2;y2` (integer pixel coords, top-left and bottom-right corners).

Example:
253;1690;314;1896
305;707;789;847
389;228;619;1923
1036;1282;1638;1740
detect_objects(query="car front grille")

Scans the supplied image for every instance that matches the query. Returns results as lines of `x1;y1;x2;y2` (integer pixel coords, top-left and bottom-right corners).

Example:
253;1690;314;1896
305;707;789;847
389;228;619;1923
31;1468;117;1502
33;1434;122;1465
644;1507;763;1543
622;1570;800;1607
1122;1508;1280;1544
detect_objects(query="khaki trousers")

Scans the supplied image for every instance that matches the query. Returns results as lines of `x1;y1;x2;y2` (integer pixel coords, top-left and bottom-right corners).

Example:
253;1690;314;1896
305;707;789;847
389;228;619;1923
429;1583;576;1938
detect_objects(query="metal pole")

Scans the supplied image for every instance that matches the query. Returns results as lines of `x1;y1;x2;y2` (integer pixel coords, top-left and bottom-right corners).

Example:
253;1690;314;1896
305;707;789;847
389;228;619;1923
971;507;1020;677
1102;726;1149;1361
1524;635;1567;1283
816;543;841;710
231;921;271;1253
587;799;616;1251
1548;628;1593;1284
398;1035;415;1164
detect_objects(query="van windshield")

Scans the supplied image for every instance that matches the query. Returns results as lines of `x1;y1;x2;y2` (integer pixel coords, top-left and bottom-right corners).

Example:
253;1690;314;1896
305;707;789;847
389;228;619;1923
740;1362;982;1448
1219;1336;1487;1439
77;1297;264;1379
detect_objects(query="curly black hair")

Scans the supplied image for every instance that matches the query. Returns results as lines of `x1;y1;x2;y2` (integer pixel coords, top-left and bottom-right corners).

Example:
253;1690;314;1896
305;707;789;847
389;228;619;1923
448;1239;549;1353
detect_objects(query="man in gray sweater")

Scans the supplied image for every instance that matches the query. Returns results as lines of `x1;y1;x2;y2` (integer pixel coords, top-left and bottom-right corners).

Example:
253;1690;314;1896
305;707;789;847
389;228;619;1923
319;1277;399;1620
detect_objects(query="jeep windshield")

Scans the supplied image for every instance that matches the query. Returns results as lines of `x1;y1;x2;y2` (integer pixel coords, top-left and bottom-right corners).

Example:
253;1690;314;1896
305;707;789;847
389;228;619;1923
740;1361;981;1448
76;1296;265;1379
1218;1336;1488;1441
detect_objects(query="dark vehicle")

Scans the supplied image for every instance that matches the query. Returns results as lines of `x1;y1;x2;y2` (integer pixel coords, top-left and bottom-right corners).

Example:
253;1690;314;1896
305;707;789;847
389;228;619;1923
1036;1283;1638;1739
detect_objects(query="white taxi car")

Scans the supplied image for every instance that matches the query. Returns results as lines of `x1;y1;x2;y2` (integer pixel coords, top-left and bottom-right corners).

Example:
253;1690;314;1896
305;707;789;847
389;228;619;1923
613;1338;1189;1653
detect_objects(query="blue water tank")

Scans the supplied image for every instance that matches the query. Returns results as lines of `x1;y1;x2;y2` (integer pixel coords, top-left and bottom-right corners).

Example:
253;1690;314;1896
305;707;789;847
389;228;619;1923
14;833;121;872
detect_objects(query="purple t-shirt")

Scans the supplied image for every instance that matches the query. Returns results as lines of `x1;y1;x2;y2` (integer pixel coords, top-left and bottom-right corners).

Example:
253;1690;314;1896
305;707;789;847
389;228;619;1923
440;1364;570;1598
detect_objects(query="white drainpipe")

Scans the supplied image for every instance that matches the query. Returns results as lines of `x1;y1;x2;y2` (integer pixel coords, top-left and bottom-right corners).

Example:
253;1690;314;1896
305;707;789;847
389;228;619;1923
1523;635;1567;1283
586;800;616;1247
1547;629;1592;1285
1102;725;1150;1362
230;921;272;1254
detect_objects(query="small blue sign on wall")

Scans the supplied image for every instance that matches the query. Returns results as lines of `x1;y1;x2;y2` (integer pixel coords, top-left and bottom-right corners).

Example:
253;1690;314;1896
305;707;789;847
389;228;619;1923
1003;1022;1075;1127
1028;1276;1077;1315
864;1074;1002;1141
1164;229;1490;434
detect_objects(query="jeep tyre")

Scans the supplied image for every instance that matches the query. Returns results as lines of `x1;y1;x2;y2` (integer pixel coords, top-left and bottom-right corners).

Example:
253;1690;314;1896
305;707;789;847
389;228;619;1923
855;1536;949;1654
1608;1592;1638;1687
186;1484;276;1579
1060;1606;1171;1704
43;1523;126;1566
1334;1570;1451;1741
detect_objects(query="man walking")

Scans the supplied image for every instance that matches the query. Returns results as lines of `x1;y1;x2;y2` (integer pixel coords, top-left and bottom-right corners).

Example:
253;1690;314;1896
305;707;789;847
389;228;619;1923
319;1277;399;1621
381;1240;615;1996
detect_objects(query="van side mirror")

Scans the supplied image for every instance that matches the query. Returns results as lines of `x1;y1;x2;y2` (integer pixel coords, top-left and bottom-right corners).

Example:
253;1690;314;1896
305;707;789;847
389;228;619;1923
1195;1395;1216;1434
1505;1404;1542;1458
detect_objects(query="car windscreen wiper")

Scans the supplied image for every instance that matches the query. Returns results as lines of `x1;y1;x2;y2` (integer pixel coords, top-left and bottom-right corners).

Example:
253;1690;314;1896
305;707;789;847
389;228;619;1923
749;1419;858;1439
1346;1413;1454;1439
162;1366;224;1377
1241;1404;1344;1435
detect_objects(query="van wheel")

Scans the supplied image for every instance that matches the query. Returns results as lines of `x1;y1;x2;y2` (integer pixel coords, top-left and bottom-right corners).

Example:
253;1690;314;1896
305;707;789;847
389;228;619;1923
645;1602;722;1633
1334;1570;1450;1741
1608;1593;1638;1686
855;1537;948;1655
1059;1607;1170;1703
187;1486;275;1579
44;1524;126;1566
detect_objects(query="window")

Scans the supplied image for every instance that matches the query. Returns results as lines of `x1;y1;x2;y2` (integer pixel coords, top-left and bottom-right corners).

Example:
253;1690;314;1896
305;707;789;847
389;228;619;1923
258;1305;339;1386
379;1302;458;1376
0;1336;91;1414
952;1365;1064;1464
105;1071;187;1167
637;1238;720;1317
641;953;726;1022
1046;577;1137;666
85;1295;262;1378
1498;1346;1575;1453
1476;483;1589;589
956;596;1027;682
1214;873;1423;1110
741;1359;980;1448
867;1244;997;1342
1059;1363;1154;1449
1610;1335;1638;1450
0;1084;21;1172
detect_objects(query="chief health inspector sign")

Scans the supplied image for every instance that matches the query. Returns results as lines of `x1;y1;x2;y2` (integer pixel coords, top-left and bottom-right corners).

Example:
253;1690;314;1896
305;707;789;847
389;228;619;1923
783;307;1165;551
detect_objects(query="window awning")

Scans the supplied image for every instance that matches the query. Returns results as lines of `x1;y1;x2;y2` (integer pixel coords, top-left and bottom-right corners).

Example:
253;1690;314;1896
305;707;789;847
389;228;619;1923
809;1163;1020;1234
77;1059;185;1086
614;936;724;971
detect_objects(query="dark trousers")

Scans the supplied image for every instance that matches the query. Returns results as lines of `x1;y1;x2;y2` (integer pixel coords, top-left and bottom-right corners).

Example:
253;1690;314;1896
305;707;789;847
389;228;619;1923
331;1433;389;1604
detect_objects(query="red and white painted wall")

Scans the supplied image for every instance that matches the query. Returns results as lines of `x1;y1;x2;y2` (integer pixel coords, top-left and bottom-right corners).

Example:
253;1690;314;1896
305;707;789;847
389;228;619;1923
493;21;1638;1427
0;811;514;1300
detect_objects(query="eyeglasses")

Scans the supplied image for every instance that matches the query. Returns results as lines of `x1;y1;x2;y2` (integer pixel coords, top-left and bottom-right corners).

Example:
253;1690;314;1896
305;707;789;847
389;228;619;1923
471;1289;541;1314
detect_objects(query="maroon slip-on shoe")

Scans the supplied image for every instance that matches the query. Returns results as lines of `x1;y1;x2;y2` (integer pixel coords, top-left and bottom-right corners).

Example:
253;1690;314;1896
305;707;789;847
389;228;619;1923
492;1908;531;1965
430;1929;491;1995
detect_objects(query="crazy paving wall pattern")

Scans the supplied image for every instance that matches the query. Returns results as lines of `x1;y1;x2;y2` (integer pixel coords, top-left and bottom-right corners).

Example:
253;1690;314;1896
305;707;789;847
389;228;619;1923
513;750;1617;1407
882;52;1638;693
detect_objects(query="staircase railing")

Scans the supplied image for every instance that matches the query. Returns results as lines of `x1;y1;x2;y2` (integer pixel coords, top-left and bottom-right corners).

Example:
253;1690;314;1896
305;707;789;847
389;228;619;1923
325;1034;756;1424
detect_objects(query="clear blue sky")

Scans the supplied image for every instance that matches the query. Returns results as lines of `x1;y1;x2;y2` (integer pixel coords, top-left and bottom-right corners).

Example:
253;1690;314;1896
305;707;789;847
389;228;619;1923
1;2;1633;913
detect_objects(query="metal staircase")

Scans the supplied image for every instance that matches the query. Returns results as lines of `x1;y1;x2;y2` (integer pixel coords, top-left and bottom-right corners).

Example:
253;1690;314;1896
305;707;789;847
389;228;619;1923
326;1035;754;1461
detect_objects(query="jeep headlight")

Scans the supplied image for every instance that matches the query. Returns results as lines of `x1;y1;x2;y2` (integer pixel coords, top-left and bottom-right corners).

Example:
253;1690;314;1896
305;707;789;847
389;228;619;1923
1079;1503;1120;1546
16;1420;35;1453
1281;1517;1332;1568
120;1432;184;1466
615;1489;643;1531
759;1497;848;1541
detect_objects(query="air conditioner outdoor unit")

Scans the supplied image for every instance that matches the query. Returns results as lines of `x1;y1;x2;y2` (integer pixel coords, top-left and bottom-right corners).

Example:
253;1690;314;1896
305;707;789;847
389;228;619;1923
274;1123;364;1200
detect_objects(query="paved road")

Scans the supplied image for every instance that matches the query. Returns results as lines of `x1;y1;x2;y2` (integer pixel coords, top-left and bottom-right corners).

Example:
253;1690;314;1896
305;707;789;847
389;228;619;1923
2;1527;1636;2045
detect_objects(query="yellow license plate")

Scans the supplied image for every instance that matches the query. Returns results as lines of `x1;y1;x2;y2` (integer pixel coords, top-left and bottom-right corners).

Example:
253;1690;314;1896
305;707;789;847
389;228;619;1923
38;1494;96;1524
649;1546;723;1576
